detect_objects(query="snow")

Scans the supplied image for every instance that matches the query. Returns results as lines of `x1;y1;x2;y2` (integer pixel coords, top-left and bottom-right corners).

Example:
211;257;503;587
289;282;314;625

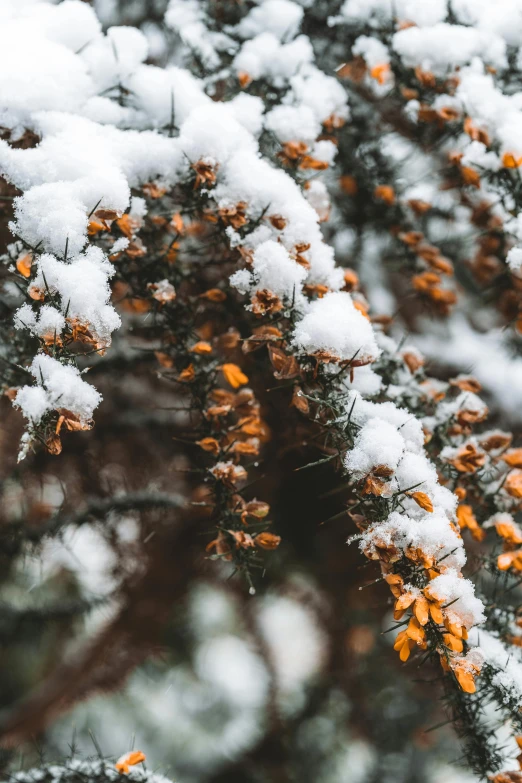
361;511;466;570
468;628;522;702
230;240;307;304
340;0;447;27
265;105;321;144
285;64;349;126
14;355;102;425
292;292;381;363
393;24;507;75
352;36;390;69
507;246;522;273
235;0;304;41
233;33;314;87
345;418;405;479
33;248;121;346
426;572;486;629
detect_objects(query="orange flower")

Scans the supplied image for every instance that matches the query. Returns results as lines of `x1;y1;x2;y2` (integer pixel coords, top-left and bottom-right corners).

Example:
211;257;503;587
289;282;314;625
463;117;490;146
255;532;281;550
190;341;212;354
230;439;260;456
269;214;286;230
192;160;217;189
415;66;436;88
218;201;248;229
384;573;404;598
87;219;107;236
409;491;433;513
502;449;522;469
444;615;468;640
178;364;195;383
199;288;227;302
142;182;167;199
115;751;146;775
116;213;140;238
299;154;329;170
393;592;434;626
426;255;454;276
437;106;460;122
393;617;426;662
447;443;486;473
210;462;247;488
206;404;232;418
362;475;388;496
291;385;310;414
503;152;522;169
393;630;414;661
154;351;173;368
16;253;32;278
399;230;424;247
374;185;395;205
456;504;485;541
148;281;176;303
495;517;522;546
45;433;62;456
238;71;252;88
370;63;390;84
505;470;522;499
461;166;481;187
393;591;416;620
251;289;283;316
170;212;184;233
412;271;440;293
28;285;45;301
241;500;270;524
443;632;464;653
498;550;522;571
452;664;476;693
406;616;426;645
450;375;481;394
228;529;255;549
221;363;249;389
206;531;232;560
408;199;432;215
339;175;358;196
402;350;424;374
55;409;93;435
196;437;220;455
278;140;309;166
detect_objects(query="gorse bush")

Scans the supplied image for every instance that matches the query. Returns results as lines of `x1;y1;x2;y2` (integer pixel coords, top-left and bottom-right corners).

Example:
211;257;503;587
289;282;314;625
3;0;522;781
